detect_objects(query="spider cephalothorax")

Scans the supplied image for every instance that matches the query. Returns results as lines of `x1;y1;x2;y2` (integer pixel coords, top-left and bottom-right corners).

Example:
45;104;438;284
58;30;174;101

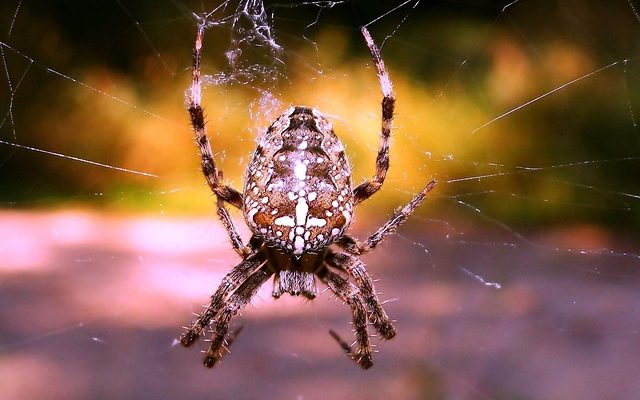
179;23;436;369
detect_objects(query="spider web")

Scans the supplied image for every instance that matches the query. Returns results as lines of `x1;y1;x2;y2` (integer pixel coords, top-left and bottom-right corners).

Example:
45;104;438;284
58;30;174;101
1;0;640;399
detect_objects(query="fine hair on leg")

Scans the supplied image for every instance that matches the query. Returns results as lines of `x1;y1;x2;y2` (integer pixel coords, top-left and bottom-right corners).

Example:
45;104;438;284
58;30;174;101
180;253;265;347
326;251;396;339
318;267;373;369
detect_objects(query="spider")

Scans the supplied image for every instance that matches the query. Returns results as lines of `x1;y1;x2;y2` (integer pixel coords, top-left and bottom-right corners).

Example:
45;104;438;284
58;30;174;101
180;23;436;369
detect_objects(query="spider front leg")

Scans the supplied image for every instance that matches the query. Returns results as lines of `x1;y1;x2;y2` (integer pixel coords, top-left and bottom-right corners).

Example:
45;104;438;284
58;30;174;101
202;266;272;368
190;25;249;257
326;251;397;339
180;252;265;347
339;179;437;255
353;27;395;205
188;24;243;210
318;267;373;369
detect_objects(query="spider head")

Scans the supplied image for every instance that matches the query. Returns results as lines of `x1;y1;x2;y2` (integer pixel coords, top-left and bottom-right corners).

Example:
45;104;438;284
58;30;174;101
243;107;353;256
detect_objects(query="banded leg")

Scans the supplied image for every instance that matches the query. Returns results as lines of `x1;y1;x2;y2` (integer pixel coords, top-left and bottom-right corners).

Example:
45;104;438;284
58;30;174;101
202;266;272;367
318;267;373;369
180;253;265;347
216;193;250;257
329;329;357;361
353;27;395;205
340;179;437;255
326;251;396;339
188;24;243;209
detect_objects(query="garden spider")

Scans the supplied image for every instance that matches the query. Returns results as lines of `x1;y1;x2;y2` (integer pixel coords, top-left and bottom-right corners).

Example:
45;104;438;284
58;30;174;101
179;23;436;369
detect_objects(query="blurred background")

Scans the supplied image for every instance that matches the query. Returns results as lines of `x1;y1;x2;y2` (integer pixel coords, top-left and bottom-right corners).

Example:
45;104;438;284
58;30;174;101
1;0;639;399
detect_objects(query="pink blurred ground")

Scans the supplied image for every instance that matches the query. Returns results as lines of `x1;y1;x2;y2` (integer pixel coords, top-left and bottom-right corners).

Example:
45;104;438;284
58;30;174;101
1;210;639;400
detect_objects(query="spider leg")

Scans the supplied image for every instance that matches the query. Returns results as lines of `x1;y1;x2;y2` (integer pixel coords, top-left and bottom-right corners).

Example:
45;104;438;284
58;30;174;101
189;24;243;209
216;186;251;257
353;27;395;205
339;179;437;255
329;329;356;359
202;265;272;368
180;251;265;347
318;266;373;369
326;251;397;339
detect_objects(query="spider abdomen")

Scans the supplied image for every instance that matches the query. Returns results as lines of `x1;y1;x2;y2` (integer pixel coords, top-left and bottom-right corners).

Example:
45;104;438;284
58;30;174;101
243;107;353;255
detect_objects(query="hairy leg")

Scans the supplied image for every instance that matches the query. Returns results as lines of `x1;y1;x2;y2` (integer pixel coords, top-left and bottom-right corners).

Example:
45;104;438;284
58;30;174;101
180;252;265;347
326;251;396;339
188;24;243;209
202;266;272;367
318;266;373;369
353;27;395;205
340;179;437;255
216;194;251;257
